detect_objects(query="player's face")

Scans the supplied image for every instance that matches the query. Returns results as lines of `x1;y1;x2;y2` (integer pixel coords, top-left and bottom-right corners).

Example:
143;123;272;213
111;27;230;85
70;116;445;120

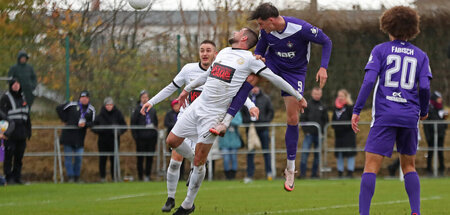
311;89;322;101
257;18;276;33
228;29;246;45
199;43;216;67
140;93;149;104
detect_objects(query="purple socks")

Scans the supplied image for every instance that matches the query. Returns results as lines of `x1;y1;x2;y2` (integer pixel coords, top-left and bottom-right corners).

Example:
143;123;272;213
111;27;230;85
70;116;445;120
359;172;376;215
404;171;421;215
226;81;253;116
285;124;299;160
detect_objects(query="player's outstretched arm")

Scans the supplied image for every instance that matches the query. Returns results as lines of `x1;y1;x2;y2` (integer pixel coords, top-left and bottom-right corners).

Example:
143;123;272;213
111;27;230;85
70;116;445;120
184;70;209;93
141;83;180;115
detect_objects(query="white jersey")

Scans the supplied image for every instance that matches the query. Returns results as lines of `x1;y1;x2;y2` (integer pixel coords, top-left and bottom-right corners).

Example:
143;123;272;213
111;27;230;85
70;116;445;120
198;47;267;112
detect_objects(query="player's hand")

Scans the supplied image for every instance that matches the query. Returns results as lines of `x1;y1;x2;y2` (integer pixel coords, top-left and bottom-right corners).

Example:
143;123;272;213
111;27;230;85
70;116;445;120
351;114;360;133
255;54;266;63
420;114;428;120
140;103;153;115
298;98;307;113
249;107;260;120
177;90;189;108
0;133;6;140
316;67;328;89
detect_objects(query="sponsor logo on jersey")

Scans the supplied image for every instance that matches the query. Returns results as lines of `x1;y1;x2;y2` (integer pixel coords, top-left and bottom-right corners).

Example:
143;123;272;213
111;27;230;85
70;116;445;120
386;92;407;103
276;51;296;59
209;63;236;83
287;41;293;49
367;54;374;64
188;90;202;103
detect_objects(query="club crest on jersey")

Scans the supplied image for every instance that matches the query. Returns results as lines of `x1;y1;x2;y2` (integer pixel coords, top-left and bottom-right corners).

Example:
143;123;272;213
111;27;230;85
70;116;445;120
237;58;245;65
209;63;236;83
310;27;319;37
287;41;293;49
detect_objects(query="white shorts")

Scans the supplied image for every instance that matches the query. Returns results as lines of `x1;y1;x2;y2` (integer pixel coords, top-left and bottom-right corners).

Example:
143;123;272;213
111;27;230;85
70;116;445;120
171;102;224;144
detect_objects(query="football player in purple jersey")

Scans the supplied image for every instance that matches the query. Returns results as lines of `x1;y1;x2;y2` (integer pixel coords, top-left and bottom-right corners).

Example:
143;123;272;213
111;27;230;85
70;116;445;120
351;6;431;215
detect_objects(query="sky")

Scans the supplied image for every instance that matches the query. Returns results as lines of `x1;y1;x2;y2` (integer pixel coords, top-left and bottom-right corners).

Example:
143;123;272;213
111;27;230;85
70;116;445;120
52;0;415;11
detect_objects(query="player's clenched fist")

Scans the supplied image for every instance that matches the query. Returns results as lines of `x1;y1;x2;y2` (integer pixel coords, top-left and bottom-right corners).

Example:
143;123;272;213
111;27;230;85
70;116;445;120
140;103;153;115
249;107;260;120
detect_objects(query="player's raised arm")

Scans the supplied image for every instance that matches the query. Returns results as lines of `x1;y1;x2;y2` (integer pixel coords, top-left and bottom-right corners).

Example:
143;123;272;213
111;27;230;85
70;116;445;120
254;31;268;62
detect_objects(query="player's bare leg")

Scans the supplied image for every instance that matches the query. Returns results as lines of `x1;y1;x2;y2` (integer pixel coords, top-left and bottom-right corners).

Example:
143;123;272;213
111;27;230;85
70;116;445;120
359;152;384;215
400;154;420;215
162;150;184;212
174;142;213;215
283;96;300;191
210;74;260;136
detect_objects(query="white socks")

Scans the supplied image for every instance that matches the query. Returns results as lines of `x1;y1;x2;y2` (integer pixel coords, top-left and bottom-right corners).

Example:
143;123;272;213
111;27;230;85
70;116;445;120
181;165;206;209
167;159;182;198
222;114;233;127
287;159;295;171
174;141;194;162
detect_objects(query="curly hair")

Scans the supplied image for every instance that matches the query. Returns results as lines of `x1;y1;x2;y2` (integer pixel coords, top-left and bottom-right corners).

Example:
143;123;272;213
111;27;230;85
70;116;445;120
380;6;420;41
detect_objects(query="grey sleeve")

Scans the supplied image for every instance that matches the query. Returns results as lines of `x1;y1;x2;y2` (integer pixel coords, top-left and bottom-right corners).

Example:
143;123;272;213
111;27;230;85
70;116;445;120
258;68;303;101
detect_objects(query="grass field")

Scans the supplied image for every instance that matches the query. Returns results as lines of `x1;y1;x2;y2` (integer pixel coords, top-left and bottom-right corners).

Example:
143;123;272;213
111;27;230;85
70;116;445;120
1;178;449;215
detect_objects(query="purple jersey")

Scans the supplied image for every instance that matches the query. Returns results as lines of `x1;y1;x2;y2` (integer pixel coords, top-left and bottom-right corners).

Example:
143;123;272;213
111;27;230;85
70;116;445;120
354;40;432;128
254;16;332;75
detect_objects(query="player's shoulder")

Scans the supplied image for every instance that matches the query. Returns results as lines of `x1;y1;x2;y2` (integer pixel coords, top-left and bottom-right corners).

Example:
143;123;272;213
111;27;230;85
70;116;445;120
284;16;307;25
182;62;200;71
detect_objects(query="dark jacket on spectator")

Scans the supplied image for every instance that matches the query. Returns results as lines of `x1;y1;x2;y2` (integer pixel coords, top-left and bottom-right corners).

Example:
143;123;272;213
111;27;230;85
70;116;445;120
241;90;274;131
332;105;356;157
56;101;95;148
130;103;158;140
0;110;15;138
423;104;447;140
0;81;31;141
8;51;37;106
300;99;329;135
92;106;127;146
164;109;178;134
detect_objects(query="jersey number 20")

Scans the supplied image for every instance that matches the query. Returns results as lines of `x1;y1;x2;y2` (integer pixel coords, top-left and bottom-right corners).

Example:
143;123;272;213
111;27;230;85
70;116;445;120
385;54;417;90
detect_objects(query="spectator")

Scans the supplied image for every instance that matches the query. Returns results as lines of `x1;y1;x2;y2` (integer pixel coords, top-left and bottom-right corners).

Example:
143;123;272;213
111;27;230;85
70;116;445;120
332;89;356;178
219;111;243;180
299;87;328;178
92;97;127;182
0;79;31;184
241;86;274;182
423;91;448;175
8;51;37;107
131;90;158;181
164;99;180;135
56;90;95;183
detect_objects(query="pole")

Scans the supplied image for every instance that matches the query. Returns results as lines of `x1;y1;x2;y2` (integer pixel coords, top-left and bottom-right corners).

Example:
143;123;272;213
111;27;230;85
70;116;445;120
65;36;70;102
177;35;181;94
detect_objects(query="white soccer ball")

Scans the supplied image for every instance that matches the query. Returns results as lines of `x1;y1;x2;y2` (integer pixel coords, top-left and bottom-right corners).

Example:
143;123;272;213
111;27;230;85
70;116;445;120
0;120;8;133
128;0;150;10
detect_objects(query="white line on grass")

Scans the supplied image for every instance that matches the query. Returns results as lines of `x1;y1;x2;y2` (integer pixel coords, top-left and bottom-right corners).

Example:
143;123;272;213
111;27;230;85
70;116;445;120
247;196;441;215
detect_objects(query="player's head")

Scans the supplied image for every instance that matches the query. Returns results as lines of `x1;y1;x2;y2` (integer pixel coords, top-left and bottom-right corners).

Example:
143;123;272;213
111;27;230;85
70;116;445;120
199;40;217;68
249;3;279;33
380;6;420;41
228;28;259;50
337;89;353;105
311;87;322;101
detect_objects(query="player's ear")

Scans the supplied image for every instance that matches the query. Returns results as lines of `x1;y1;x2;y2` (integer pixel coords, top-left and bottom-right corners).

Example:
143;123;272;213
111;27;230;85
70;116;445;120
241;35;248;43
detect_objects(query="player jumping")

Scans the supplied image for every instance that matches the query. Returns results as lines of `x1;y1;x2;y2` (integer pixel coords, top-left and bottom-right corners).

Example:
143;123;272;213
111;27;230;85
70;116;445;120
351;6;431;215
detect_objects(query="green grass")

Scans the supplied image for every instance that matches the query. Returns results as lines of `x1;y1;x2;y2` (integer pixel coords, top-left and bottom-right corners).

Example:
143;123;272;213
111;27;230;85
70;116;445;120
0;178;449;214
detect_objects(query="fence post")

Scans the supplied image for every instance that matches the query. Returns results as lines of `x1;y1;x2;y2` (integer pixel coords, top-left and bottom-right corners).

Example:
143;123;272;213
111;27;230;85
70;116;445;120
162;130;167;180
433;123;438;177
53;128;58;184
208;156;213;181
156;130;163;177
113;128;120;182
317;124;323;178
55;130;64;183
270;125;276;177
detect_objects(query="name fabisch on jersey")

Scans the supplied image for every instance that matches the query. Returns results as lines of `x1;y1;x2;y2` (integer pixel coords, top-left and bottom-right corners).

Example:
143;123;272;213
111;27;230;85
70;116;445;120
391;46;414;55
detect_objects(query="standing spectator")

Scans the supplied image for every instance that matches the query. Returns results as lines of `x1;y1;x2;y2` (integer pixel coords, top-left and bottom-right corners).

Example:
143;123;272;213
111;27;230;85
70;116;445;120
299;87;329;178
92;97;127;182
332;89;356;178
0;79;30;184
8;51;37;107
423;91;448;175
56;90;95;182
241;86;274;181
164;99;180;135
0;109;16;186
131;90;158;181
219;111;243;180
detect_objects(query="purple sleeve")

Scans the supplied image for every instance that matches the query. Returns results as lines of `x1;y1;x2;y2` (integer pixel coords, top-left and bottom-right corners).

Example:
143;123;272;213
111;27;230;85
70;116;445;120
353;69;379;115
418;55;432;117
300;23;332;69
254;30;268;56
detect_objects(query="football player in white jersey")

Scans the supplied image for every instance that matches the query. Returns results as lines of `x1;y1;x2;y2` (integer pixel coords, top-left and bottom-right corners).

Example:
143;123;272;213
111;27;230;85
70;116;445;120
151;28;306;214
140;40;258;213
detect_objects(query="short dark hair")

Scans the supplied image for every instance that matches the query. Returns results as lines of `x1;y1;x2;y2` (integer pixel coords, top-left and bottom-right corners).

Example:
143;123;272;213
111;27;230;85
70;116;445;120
243;28;259;49
200;39;216;47
249;2;279;21
380;6;420;41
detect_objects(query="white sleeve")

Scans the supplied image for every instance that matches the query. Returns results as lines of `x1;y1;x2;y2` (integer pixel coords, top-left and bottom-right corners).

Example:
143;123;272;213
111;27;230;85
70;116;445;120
184;68;210;92
147;82;179;106
259;68;303;101
244;97;256;110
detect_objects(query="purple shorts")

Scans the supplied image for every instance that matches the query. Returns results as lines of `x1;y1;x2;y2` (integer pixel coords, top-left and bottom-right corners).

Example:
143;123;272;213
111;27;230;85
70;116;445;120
269;66;305;97
365;126;418;158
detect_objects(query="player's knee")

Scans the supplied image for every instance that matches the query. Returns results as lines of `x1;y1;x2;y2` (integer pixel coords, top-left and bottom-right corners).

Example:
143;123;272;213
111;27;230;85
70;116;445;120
171;151;183;161
246;74;259;86
169;160;181;171
286;115;299;125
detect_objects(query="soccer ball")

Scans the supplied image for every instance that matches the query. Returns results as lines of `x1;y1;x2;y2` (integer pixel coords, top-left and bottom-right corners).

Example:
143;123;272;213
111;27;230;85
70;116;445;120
0;120;8;133
128;0;150;10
